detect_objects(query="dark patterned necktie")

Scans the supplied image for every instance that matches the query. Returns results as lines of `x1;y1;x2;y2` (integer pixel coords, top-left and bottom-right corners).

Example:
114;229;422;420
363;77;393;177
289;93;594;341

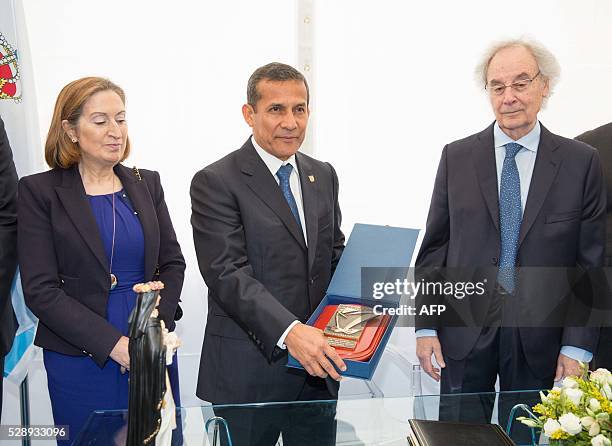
276;163;302;227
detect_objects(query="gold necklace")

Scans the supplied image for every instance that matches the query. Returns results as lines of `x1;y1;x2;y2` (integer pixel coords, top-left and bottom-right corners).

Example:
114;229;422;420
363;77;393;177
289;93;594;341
109;174;118;290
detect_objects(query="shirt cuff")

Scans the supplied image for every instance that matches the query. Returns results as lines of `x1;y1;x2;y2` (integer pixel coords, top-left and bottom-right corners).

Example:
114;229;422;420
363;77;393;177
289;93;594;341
277;320;300;349
560;345;593;363
416;329;438;338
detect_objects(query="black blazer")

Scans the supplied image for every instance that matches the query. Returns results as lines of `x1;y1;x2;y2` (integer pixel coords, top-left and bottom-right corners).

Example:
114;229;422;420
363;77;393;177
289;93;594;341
576;122;612;262
575;122;612;370
0;117;18;358
416;122;605;377
18;164;185;367
191;138;345;404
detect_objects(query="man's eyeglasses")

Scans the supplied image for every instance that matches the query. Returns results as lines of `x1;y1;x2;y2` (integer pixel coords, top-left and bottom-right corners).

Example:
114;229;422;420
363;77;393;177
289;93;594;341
485;71;541;96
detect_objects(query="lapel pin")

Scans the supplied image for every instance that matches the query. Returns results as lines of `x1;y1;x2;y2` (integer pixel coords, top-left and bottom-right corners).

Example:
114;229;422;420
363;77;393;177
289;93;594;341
132;166;142;181
308;175;315;183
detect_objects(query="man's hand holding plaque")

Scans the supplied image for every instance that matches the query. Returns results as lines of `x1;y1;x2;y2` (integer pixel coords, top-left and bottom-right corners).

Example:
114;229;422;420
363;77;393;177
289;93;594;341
284;323;347;381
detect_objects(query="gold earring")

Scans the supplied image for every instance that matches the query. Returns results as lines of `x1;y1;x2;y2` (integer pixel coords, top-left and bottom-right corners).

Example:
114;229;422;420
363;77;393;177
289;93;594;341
71;138;77;143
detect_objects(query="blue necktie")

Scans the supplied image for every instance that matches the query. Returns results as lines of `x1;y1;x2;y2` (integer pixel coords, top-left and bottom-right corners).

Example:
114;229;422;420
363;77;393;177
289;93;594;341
497;142;523;294
276;163;302;227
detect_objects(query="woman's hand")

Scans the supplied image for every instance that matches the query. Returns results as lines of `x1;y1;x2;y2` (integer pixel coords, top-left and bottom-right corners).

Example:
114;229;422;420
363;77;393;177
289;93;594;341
109;336;130;371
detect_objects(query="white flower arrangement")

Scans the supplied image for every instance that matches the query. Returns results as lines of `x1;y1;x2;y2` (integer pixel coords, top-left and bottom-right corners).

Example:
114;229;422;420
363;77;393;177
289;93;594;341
518;367;611;445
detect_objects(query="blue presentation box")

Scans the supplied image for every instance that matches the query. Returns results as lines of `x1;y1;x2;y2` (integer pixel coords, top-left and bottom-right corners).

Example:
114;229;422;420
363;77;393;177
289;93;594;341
287;223;419;380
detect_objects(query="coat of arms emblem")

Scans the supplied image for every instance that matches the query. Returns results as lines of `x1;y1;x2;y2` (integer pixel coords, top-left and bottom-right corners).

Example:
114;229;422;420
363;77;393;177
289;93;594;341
0;31;21;102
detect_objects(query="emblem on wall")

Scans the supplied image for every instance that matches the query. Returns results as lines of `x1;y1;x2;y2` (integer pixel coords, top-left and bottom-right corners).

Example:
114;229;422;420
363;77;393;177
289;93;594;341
0;31;21;102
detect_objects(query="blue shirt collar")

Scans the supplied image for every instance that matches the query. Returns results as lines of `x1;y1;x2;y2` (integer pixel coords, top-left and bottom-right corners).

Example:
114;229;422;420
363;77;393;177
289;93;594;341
493;121;541;153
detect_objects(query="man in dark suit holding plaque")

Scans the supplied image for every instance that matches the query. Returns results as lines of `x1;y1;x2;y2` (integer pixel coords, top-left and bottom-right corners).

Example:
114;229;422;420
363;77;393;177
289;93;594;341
191;62;346;445
415;38;604;436
576;121;612;370
0;116;18;420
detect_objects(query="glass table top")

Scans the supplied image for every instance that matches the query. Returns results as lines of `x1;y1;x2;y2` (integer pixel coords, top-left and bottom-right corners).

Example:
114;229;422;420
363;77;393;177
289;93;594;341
73;390;549;445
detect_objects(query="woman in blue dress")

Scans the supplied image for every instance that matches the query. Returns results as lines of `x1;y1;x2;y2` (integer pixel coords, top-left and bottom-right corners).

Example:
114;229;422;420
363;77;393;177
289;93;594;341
17;77;185;444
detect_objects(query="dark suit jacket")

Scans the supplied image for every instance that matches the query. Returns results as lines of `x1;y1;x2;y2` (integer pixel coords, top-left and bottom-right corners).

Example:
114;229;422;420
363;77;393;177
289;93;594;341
0;117;18;358
576;121;612;370
576;122;612;263
416;122;605;378
18;164;185;367
191;138;345;404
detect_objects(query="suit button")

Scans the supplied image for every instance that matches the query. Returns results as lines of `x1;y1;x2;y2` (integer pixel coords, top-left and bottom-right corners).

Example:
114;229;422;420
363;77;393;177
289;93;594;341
310;278;314;285
492;257;498;265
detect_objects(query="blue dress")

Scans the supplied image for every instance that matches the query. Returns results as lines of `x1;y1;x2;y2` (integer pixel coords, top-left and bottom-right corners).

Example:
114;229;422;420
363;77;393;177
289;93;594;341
43;190;180;444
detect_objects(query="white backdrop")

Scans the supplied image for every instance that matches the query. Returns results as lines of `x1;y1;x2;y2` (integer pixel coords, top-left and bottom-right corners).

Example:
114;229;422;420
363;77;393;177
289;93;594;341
2;0;612;443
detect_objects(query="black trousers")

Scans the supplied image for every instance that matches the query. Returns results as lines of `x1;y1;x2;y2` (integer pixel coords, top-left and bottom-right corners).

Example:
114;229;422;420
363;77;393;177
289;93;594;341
212;375;337;446
592;327;612;370
439;324;554;445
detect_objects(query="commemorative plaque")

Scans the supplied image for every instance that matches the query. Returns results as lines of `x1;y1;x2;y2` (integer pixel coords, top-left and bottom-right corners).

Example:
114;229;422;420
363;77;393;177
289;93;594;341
287;223;419;379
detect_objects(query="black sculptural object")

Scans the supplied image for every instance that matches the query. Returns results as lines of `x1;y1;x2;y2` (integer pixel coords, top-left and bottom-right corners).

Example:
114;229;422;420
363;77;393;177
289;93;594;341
127;281;167;445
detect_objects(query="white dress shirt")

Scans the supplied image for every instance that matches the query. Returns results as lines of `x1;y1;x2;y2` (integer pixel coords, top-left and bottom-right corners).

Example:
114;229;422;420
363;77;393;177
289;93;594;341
251;136;303;348
493;121;540;212
251;136;308;245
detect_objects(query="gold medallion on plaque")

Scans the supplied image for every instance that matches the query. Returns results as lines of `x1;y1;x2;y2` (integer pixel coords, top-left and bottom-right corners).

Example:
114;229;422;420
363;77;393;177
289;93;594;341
323;304;380;349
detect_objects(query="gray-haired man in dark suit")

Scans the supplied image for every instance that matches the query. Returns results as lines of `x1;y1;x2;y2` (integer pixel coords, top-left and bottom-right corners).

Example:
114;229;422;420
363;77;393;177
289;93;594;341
415;39;604;441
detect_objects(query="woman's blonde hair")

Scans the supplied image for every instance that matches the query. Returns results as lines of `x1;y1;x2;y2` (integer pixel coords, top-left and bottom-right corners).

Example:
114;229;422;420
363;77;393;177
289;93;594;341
45;77;131;168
